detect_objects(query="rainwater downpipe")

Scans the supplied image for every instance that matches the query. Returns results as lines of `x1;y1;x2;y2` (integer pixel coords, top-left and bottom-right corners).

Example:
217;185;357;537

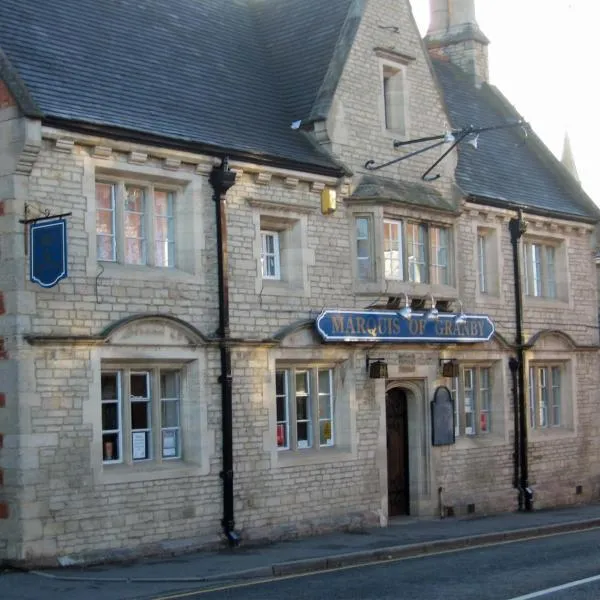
508;210;533;512
209;158;240;545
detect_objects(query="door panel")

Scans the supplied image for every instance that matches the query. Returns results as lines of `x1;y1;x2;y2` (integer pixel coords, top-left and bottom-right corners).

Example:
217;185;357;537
386;388;409;516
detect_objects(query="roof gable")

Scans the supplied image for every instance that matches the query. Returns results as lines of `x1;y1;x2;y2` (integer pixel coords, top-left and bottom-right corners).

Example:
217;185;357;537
432;58;599;222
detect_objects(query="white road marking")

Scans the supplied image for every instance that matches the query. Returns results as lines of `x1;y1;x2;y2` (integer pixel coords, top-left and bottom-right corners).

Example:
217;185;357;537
507;573;600;599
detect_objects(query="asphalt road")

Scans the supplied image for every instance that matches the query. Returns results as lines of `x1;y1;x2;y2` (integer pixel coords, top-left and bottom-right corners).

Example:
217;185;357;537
2;528;600;600
143;529;600;600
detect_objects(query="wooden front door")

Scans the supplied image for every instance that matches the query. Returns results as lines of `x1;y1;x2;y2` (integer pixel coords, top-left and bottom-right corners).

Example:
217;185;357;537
386;387;409;516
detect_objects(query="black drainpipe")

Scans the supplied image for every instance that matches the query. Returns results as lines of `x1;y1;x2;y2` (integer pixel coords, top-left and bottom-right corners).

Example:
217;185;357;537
508;210;533;512
209;158;240;545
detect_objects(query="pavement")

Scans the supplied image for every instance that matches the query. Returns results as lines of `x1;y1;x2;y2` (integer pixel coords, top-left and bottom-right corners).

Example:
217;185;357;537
5;503;600;589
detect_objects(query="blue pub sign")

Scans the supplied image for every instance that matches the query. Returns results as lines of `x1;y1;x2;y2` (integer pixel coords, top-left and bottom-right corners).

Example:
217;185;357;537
29;218;68;288
316;309;494;343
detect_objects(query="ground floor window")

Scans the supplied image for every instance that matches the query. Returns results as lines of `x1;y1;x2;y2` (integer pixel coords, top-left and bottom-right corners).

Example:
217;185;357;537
529;364;562;428
450;366;492;436
101;365;182;464
275;366;334;451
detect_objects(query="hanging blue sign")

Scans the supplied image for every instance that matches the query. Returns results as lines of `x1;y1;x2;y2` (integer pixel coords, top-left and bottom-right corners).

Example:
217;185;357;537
30;218;68;288
316;310;494;343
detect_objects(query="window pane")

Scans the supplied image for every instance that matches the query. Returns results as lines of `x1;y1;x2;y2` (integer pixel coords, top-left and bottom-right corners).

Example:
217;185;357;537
551;367;561;426
131;401;150;429
162;429;179;458
102;403;119;431
529;366;536;427
430;227;449;285
160;371;179;399
407;223;427;283
124;186;146;265
384;220;403;280
101;373;118;400
545;246;556;299
479;368;491;433
356;217;372;280
295;371;312;449
383;67;405;134
261;231;280;279
96;183;115;261
538;367;548;427
161;399;179;428
154;191;175;268
275;370;289;449
464;368;474;435
320;420;333;447
478;234;487;293
103;432;120;461
131;373;149;398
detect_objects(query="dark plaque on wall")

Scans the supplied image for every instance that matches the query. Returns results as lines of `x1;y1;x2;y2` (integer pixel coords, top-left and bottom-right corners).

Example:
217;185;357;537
431;386;455;446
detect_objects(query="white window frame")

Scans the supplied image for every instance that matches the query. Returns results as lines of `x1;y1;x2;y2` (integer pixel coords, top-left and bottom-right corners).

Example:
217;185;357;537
381;62;408;137
450;365;493;436
101;364;183;465
95;180;177;268
384;219;404;280
529;364;562;429
275;366;335;452
261;230;281;280
523;240;558;299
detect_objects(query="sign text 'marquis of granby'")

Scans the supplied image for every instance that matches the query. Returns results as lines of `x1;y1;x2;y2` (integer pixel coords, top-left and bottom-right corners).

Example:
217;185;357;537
316;310;495;343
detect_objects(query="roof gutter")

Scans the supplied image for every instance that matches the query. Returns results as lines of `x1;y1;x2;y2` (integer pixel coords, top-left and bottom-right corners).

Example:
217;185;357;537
466;194;599;226
41;116;348;179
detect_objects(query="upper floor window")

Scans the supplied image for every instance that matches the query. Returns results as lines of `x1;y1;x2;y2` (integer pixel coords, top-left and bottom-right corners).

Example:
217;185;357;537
275;366;334;451
101;366;182;464
96;182;176;267
478;233;488;293
356;216;374;281
382;64;407;136
529;365;562;428
378;218;450;284
523;241;556;299
450;366;492;436
261;230;281;279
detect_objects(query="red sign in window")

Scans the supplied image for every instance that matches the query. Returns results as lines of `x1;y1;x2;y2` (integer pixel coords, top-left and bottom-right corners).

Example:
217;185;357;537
480;413;488;432
277;424;285;447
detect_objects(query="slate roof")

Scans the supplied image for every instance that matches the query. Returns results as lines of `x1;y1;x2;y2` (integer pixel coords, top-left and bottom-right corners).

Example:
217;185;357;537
349;174;457;214
0;0;354;175
432;58;600;222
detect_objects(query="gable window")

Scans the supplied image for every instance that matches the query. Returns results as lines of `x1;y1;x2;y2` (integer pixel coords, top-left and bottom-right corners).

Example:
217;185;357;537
101;366;182;464
382;64;407;136
523;241;557;299
261;230;281;279
276;366;334;451
96;182;176;267
529;365;561;428
450;366;492;436
478;233;488;293
379;218;450;284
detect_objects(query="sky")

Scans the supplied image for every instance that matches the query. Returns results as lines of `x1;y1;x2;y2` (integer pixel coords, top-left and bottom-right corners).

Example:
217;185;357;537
409;0;598;205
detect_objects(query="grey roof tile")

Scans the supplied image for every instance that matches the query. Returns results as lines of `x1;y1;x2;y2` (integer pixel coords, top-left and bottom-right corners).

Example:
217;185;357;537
0;0;349;172
432;58;600;221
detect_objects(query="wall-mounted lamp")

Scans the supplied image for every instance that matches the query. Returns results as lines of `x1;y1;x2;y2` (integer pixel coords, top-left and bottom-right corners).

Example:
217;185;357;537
321;188;337;215
439;358;459;378
426;294;439;321
398;293;412;320
455;300;467;325
366;357;388;379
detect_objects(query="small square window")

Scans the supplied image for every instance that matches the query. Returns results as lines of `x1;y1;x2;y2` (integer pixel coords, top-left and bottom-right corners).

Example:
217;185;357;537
261;230;281;279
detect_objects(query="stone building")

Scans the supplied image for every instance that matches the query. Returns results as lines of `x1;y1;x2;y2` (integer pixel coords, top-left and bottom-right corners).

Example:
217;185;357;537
0;0;598;564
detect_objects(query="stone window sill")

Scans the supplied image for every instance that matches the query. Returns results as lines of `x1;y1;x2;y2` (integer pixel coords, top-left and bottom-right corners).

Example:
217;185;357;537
99;460;204;484
453;434;507;449
275;447;356;468
98;261;198;283
529;427;576;442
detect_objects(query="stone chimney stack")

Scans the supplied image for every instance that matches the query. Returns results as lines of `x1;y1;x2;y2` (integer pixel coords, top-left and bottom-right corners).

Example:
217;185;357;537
561;132;580;184
425;0;489;86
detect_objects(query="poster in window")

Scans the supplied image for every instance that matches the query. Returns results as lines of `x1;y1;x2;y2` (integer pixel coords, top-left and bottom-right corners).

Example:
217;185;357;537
276;424;285;447
132;431;147;459
162;430;177;457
